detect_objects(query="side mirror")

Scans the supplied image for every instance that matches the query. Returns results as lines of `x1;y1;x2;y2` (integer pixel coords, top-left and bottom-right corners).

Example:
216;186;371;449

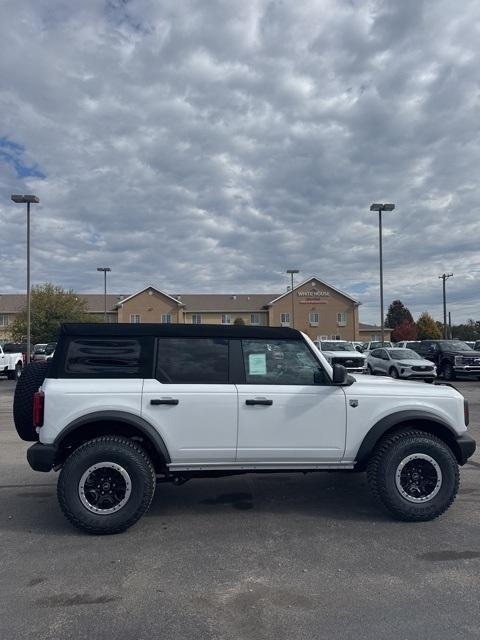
332;363;348;385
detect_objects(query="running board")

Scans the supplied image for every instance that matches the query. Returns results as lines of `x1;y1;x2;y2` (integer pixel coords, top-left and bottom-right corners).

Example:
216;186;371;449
167;461;355;472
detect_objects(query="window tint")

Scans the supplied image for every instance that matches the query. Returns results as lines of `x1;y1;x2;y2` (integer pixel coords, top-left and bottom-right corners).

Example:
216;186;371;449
64;338;145;376
156;338;229;384
242;338;327;385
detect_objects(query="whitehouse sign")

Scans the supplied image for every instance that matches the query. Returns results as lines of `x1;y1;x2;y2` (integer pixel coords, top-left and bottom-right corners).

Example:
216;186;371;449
297;290;330;297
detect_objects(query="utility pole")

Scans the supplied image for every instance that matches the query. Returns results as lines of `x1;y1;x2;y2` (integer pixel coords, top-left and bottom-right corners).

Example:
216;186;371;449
448;311;452;339
369;203;395;344
97;267;111;322
439;273;453;339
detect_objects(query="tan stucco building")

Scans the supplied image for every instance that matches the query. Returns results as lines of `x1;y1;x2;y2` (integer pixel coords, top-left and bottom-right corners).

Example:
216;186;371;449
0;276;391;343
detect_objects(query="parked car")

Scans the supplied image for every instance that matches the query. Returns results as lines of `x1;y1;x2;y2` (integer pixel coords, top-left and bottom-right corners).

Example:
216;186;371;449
2;342;27;364
410;340;480;381
32;343;56;362
474;341;480;352
352;341;365;352
394;341;421;349
31;344;48;362
14;322;475;534
314;340;367;373
0;344;23;380
367;348;436;382
361;340;393;352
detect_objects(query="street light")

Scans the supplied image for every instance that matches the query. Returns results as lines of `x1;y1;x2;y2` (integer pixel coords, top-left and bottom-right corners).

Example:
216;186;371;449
439;273;453;339
11;194;40;364
369;203;395;344
97;267;111;322
286;269;299;328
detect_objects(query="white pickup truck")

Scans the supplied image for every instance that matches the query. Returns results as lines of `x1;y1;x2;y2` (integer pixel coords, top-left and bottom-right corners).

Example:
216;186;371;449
0;345;23;380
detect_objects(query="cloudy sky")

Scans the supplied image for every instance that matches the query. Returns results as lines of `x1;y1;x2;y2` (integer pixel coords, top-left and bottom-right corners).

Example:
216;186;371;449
0;0;479;324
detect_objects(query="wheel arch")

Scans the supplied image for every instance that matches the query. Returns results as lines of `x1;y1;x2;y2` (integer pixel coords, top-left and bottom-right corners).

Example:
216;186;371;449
54;411;170;472
355;410;463;470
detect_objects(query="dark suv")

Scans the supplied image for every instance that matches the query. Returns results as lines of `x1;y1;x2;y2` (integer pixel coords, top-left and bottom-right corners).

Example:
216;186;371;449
412;340;480;381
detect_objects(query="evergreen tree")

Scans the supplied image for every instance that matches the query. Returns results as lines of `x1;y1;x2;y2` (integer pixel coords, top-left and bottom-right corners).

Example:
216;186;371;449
385;300;414;330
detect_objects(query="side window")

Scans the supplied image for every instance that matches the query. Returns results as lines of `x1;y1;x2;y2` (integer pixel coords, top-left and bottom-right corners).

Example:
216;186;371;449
64;338;148;377
241;339;327;385
156;338;229;384
370;349;381;358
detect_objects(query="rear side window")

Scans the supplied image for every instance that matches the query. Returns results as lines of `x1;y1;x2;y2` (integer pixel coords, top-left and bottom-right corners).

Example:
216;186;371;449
156;338;229;384
64;338;148;377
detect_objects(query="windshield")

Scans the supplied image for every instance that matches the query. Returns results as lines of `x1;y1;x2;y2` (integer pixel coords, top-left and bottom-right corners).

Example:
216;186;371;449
438;340;473;351
321;342;355;351
389;349;421;360
369;341;392;349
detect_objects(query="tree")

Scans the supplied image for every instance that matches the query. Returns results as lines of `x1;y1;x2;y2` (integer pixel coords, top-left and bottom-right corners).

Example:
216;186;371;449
391;319;417;342
10;283;90;344
385;300;414;331
233;317;245;325
416;312;442;340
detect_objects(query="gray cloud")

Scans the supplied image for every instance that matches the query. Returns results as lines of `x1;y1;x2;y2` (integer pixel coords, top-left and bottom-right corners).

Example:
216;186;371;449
0;0;479;324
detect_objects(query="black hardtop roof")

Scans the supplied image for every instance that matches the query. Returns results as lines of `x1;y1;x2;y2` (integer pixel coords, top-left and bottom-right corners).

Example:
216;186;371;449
59;323;303;340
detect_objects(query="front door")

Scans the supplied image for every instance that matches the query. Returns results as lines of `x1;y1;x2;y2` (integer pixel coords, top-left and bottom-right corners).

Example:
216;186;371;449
142;337;237;463
236;338;347;462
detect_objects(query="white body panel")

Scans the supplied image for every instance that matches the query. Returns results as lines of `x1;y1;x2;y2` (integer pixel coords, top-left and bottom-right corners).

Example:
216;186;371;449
342;375;466;461
0;347;22;372
236;384;346;461
141;380;237;462
39;379;143;444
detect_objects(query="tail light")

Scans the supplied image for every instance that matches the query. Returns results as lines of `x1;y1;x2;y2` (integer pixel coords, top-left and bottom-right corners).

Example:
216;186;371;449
33;391;45;428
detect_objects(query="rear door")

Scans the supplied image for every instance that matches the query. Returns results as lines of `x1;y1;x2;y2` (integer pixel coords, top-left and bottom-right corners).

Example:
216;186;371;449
142;337;238;463
236;338;346;462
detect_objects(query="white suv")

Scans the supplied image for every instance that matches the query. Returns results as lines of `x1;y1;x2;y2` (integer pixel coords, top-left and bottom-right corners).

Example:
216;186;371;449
15;323;476;534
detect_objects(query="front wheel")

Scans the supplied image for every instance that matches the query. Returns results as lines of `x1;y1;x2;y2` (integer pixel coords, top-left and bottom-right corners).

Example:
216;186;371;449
367;364;374;375
367;430;459;521
442;363;456;381
58;436;156;534
389;367;399;379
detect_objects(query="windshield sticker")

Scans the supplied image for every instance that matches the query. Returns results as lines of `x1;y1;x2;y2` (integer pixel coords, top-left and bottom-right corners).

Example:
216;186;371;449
249;353;267;375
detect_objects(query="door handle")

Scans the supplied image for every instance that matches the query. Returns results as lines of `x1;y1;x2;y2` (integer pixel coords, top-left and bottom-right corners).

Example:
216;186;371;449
245;399;273;406
150;398;179;406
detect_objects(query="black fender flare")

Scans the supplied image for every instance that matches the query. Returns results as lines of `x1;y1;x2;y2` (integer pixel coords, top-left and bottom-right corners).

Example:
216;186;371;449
355;410;458;469
54;410;171;464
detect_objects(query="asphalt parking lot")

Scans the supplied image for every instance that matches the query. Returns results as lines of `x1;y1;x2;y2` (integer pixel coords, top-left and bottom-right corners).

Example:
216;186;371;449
0;379;479;640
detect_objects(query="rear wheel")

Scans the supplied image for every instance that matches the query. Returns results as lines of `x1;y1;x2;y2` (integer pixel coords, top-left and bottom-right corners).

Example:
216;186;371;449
58;436;156;535
367;429;459;521
442;363;456;381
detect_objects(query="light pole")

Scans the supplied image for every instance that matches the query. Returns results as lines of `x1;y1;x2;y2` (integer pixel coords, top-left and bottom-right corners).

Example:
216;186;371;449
97;267;111;322
439;273;453;339
369;203;395;344
11;194;40;364
286;269;299;328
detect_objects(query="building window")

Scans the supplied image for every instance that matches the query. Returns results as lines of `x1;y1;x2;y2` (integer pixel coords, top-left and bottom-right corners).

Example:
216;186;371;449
161;314;172;324
250;313;259;325
0;314;9;327
221;314;231;324
280;313;290;326
337;312;347;326
309;312;319;326
191;314;202;324
330;334;341;340
130;314;141;324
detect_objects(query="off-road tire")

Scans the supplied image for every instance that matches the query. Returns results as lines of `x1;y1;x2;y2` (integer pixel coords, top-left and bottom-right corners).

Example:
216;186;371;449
442;362;456;381
13;361;49;441
367;429;459;522
58;436;156;535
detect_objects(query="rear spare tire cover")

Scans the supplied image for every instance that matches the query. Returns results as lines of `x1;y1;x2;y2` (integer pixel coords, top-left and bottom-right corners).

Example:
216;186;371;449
13;362;49;441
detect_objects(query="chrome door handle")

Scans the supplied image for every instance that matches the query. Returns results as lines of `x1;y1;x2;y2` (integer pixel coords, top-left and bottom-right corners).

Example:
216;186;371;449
150;398;179;405
245;399;273;406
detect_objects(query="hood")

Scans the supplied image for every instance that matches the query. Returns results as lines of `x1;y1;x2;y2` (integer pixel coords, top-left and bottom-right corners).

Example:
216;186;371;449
322;350;366;359
391;358;434;366
346;374;461;398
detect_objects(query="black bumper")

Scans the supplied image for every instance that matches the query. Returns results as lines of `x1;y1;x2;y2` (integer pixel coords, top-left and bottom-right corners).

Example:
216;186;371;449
456;434;476;465
27;443;58;472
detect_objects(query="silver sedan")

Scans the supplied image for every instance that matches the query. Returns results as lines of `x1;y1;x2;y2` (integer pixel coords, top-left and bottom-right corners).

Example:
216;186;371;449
367;348;437;382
